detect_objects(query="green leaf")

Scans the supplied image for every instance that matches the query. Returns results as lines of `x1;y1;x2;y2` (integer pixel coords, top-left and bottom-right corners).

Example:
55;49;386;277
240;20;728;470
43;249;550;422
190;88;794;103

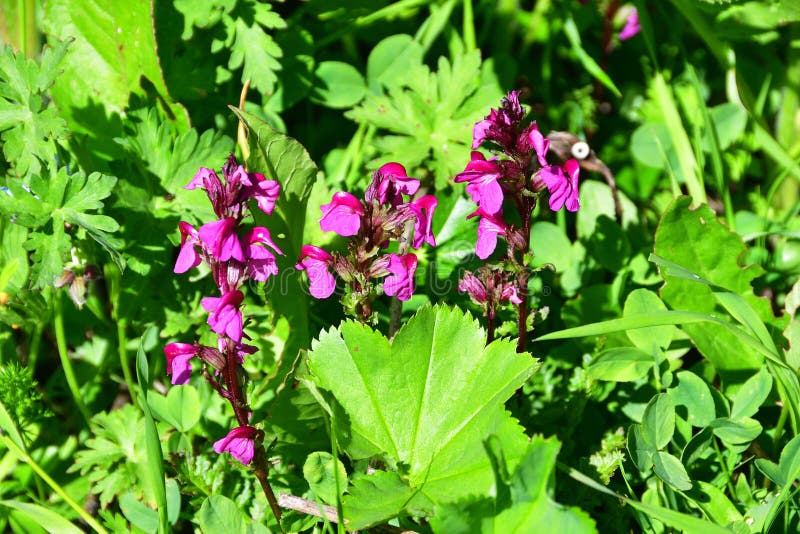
710;417;762;446
730;367;772;419
303;452;347;505
196;495;246;534
703;103;747;151
311;61;367;109
148;385;201;433
562;17;621;97
344;471;424;530
654;197;775;380
43;0;190;138
642;394;675;450
652;451;693;491
366;34;424;93
119;492;158;533
586;347;653;382
668;371;716;428
307;304;536;527
225;3;286;95
627;424;655;472
686;481;746;528
135;326;168;534
431;437;597;534
623;289;675;351
0;41;70;176
2;166;124;286
0;500;83;534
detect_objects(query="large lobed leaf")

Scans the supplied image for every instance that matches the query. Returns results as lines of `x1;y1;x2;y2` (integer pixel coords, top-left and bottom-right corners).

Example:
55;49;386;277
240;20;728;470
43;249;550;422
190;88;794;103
306;304;537;528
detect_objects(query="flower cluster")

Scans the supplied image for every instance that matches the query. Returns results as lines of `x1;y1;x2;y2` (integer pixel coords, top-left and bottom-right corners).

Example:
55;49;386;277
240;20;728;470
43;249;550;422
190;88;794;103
455;92;582;349
164;155;281;465
296;163;437;320
456;90;580;260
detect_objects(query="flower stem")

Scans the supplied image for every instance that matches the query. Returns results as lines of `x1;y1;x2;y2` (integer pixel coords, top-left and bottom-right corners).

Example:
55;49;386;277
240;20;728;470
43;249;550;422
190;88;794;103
516;196;534;353
53;290;92;425
253;441;284;531
116;318;137;405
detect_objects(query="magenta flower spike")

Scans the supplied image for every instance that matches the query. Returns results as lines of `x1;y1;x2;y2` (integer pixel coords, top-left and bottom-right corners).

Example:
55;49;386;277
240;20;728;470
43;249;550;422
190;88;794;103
619;6;641;41
198;217;245;262
408;195;438;248
295;245;336;299
201;289;245;342
383;253;418;301
320;192;364;236
175;221;202;274
164;342;199;385
243;227;282;282
454;152;505;214
213;425;257;465
468;208;507;259
539;159;580;212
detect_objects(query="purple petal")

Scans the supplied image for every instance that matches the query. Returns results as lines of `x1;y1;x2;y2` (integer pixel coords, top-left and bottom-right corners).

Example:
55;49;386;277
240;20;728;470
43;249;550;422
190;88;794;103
383;253;418;301
320;192;363;236
213;426;257;465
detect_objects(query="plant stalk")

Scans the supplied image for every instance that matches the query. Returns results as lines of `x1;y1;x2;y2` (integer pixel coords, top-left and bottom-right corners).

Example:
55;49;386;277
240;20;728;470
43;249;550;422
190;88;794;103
53;290;92;425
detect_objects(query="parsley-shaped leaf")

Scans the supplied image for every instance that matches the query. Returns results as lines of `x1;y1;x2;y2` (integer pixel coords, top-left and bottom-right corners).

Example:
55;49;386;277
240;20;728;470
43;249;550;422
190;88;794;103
346;50;503;189
0;40;70;177
1;166;123;288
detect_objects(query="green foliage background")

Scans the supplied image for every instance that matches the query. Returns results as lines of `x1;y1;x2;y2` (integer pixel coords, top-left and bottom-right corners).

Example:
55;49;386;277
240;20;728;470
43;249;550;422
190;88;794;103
1;0;800;532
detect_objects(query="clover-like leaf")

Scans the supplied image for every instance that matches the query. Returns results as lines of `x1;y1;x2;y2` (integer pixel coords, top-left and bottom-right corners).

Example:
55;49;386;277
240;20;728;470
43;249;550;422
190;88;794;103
306;304;536;528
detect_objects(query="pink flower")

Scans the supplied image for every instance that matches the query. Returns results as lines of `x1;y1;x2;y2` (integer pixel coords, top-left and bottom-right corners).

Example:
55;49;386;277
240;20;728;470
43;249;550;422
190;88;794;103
295;245;336;299
164;342;199;385
472;115;495;149
619;7;641;41
407;195;438;248
365;162;420;205
468;208;507;260
501;283;522;305
241;172;280;215
185;167;220;191
198;218;245;262
201;289;245;342
243;227;282;282
383;253;418;301
320;192;363;236
175;221;202;274
454;152;505;214
471;91;524;150
527;123;550;167
213;426;257;465
537;159;580;212
458;273;488;303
